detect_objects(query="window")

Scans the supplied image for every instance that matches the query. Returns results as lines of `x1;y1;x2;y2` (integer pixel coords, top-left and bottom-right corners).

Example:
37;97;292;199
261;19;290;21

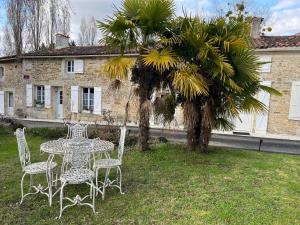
0;67;4;78
8;92;13;107
66;60;74;73
82;88;94;111
35;85;45;105
289;81;300;120
258;55;272;73
59;91;63;104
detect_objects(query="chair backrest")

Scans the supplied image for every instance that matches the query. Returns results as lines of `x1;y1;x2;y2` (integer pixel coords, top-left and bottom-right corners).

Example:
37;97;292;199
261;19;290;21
67;123;88;139
118;126;127;162
62;141;94;173
14;128;31;170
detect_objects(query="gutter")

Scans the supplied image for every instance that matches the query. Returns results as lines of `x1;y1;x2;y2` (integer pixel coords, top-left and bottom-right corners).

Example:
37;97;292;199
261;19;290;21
0;53;139;62
255;47;300;52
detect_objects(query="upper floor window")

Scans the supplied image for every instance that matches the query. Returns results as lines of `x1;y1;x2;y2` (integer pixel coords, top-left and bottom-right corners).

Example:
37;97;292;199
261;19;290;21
65;59;84;74
35;85;45;106
82;87;94;111
66;60;74;73
0;67;4;78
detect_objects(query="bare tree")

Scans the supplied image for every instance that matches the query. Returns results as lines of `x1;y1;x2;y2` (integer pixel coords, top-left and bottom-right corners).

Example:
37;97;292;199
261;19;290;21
78;17;97;46
44;0;71;46
6;0;28;55
27;0;45;51
2;25;15;55
58;5;71;36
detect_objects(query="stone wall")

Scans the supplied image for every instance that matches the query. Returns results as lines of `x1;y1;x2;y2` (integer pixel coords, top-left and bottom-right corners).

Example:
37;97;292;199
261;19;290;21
257;50;300;135
1;57;140;124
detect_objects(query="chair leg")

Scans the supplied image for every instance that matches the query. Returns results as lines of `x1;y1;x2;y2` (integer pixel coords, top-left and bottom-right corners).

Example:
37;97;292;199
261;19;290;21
95;169;99;196
48;172;53;206
29;174;33;191
20;173;27;204
103;168;110;200
89;181;93;199
91;180;96;213
59;182;66;219
117;166;124;195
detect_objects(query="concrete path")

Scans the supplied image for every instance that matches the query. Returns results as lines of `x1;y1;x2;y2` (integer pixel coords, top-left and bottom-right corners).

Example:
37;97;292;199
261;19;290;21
16;119;300;155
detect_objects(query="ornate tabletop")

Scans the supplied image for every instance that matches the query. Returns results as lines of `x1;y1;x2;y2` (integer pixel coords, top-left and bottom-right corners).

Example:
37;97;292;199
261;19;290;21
40;138;115;155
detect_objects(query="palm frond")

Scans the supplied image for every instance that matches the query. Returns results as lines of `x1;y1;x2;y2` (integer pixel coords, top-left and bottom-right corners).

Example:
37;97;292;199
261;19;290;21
102;57;136;80
139;0;175;36
240;96;267;114
259;85;282;96
172;64;209;99
213;117;234;131
143;48;177;72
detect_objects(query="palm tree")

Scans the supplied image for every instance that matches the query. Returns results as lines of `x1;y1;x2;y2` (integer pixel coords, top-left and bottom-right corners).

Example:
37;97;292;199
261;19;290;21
167;16;281;152
98;0;177;151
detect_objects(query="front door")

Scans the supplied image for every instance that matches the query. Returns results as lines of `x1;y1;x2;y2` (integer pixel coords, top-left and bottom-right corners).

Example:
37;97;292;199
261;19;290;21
55;87;63;119
233;113;253;134
7;92;14;116
255;81;271;134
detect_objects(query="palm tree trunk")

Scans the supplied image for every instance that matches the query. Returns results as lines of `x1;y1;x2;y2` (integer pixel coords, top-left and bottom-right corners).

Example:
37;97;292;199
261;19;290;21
138;83;150;151
199;119;212;153
184;100;201;151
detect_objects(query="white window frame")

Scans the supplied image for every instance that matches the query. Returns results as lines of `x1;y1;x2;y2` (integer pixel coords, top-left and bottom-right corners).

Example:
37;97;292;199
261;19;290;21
35;85;45;106
0;66;4;79
82;87;94;112
66;60;75;73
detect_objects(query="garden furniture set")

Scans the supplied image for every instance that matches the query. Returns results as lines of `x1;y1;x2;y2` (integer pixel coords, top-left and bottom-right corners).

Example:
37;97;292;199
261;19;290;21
14;123;127;218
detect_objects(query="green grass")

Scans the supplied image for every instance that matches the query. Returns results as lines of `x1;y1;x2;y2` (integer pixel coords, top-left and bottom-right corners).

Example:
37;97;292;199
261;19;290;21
0;126;300;225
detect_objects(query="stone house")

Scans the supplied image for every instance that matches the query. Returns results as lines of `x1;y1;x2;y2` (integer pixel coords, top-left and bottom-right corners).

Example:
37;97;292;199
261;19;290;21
1;25;300;137
0;34;141;125
231;18;300;136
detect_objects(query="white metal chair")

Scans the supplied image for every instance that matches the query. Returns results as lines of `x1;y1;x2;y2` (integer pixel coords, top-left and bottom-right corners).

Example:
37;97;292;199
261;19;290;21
94;126;126;200
15;128;57;205
58;141;96;218
66;123;88;139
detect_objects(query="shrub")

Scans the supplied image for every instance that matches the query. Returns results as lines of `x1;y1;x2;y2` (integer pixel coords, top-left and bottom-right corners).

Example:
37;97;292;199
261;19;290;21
26;127;68;140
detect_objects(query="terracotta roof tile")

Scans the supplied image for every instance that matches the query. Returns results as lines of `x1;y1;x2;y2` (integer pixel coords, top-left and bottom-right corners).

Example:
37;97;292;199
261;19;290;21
251;34;300;49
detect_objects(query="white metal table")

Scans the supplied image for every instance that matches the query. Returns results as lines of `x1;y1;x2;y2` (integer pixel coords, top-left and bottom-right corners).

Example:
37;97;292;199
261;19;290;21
40;138;114;155
40;138;114;205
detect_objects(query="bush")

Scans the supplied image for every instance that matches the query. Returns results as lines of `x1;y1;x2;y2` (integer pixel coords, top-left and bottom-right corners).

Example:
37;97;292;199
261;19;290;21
88;125;138;147
0;116;24;131
26;127;68;140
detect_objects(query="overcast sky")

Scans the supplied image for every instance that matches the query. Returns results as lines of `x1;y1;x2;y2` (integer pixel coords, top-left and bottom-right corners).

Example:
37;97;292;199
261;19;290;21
0;0;300;44
68;0;300;40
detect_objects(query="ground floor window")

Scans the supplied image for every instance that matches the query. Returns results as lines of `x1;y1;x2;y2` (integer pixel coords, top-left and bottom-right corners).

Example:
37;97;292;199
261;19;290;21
35;85;45;106
82;87;94;111
8;92;13;107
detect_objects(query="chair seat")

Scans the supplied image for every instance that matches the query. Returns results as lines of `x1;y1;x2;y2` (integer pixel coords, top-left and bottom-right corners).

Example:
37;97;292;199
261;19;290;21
94;159;121;168
24;161;57;174
60;169;95;184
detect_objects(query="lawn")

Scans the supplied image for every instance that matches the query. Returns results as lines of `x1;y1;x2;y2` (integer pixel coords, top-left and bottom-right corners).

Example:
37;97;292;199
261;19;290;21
0;126;300;225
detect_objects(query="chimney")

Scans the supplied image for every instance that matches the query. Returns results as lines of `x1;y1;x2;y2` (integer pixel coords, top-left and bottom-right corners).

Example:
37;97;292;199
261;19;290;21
55;33;70;49
251;17;263;38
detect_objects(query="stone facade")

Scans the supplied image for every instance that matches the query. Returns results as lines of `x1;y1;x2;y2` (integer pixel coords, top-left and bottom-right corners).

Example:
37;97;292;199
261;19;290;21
1;48;300;136
0;56;140;125
257;50;300;136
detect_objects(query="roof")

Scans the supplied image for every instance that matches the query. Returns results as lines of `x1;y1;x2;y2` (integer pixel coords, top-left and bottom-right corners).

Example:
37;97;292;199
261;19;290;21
1;34;300;62
251;33;300;49
23;46;137;57
0;46;138;61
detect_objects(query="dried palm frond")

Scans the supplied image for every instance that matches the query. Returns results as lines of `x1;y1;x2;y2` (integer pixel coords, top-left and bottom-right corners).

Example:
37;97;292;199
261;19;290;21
172;64;209;100
143;48;177;72
102;56;136;80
